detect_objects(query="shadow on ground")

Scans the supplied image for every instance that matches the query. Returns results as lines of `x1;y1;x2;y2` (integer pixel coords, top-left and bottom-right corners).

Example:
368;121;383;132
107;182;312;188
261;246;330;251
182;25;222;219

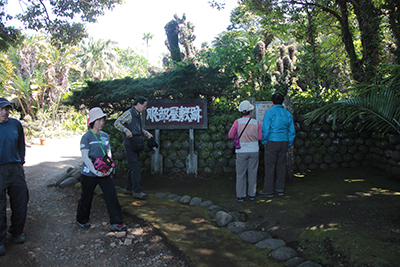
114;167;400;267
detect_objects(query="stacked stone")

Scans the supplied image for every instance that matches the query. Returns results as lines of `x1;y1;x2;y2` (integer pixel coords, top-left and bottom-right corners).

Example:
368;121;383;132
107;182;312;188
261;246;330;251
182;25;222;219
154;192;322;267
112;111;400;178
293;115;400;177
156;113;237;174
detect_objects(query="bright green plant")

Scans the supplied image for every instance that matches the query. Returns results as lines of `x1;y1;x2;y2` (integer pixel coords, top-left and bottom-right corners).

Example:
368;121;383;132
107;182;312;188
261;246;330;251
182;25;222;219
114;46;150;79
304;65;400;135
199;30;276;102
62;107;87;133
12;74;35;118
4;34;81;120
292;87;344;114
0;54;14;93
69;63;233;115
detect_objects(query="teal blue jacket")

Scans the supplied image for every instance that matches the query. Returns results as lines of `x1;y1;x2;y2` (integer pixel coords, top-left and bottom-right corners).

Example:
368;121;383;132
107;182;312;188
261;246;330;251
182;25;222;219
261;105;296;146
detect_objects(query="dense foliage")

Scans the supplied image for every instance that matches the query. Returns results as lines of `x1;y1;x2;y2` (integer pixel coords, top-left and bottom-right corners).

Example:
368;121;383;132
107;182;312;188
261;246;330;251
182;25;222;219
305;65;400;134
241;0;400;82
69;64;233;115
1;1;399;143
0;0;124;48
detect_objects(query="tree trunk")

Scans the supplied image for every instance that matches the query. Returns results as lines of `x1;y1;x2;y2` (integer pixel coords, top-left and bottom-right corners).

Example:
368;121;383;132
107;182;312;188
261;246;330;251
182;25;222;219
336;0;365;82
352;0;383;81
386;0;400;64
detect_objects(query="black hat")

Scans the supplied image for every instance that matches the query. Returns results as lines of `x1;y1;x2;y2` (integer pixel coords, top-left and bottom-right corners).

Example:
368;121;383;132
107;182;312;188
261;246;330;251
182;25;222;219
147;137;159;150
0;97;12;109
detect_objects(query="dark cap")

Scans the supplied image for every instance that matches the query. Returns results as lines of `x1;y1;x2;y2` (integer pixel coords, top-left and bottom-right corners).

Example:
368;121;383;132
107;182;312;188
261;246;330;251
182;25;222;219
0;97;13;109
147;137;159;150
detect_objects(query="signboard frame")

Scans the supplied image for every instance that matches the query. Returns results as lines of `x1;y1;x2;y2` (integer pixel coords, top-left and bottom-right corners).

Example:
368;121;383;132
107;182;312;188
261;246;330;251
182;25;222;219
143;98;208;130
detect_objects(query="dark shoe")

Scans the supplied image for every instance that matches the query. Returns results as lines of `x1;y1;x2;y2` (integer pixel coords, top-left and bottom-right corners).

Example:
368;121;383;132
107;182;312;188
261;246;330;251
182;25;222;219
274;189;284;196
123;189;133;195
110;224;128;232
236;197;244;203
76;220;90;229
0;245;5;256
258;191;274;198
133;192;148;199
247;195;255;201
12;234;25;244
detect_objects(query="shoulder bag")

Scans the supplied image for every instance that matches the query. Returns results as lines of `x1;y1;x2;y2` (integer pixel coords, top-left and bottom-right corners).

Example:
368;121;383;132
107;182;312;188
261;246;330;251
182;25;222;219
90;130;115;173
232;118;251;153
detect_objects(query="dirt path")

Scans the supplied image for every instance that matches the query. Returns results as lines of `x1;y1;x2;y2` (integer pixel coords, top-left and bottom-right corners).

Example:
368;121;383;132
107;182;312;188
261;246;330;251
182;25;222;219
0;136;189;266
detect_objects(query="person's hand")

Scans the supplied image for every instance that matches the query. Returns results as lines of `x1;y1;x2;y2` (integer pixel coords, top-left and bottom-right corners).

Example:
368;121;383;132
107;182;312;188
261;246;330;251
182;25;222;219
99;171;108;177
146;133;153;139
125;129;133;138
105;168;113;176
95;170;109;177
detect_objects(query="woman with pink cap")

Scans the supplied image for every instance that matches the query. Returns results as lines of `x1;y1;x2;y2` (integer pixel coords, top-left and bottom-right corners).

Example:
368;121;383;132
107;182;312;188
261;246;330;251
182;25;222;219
76;107;127;232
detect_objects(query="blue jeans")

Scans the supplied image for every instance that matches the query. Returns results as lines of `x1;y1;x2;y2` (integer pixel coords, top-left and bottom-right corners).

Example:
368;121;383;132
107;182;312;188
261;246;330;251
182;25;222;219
0;163;29;245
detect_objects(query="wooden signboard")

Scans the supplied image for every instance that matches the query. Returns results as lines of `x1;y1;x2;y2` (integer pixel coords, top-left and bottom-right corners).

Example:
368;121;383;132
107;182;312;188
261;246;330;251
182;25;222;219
143;99;207;130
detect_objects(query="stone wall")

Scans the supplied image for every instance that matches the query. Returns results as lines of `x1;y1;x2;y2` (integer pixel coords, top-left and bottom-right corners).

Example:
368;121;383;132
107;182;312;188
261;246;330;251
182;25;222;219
145;112;237;175
292;115;400;177
136;113;400;178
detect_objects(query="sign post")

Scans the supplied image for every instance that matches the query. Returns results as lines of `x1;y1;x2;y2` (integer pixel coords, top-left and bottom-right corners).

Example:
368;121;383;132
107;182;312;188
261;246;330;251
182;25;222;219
144;99;207;175
151;129;162;174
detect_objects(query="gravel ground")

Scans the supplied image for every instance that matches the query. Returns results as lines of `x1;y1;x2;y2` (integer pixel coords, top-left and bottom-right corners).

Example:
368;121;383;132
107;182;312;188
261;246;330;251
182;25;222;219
0;136;191;266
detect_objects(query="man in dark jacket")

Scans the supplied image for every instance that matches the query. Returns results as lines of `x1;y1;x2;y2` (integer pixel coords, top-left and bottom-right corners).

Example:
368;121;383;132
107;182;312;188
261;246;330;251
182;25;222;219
0;97;29;256
114;96;152;200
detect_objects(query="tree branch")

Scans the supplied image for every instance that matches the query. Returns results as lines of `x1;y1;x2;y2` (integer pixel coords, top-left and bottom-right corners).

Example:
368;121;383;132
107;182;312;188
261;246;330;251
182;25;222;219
39;0;52;28
289;0;342;21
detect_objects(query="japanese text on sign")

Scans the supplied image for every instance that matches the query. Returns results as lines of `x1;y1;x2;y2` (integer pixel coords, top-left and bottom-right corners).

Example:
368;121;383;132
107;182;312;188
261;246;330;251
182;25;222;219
146;105;202;123
143;99;208;129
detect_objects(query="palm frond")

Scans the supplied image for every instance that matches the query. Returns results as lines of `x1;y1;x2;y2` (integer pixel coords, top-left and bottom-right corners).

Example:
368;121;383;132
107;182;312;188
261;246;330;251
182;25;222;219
304;87;400;135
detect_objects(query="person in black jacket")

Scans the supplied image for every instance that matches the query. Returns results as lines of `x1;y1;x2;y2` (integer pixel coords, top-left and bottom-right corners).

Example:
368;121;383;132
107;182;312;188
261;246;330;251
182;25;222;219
114;97;153;200
0;97;29;256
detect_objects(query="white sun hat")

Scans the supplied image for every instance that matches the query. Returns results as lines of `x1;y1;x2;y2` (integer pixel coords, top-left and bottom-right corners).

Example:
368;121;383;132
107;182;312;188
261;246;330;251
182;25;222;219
238;100;254;112
88;107;107;124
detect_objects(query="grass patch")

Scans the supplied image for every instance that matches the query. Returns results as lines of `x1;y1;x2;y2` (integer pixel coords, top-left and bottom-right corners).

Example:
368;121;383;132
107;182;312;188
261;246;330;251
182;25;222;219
119;195;280;267
298;229;400;266
116;167;400;266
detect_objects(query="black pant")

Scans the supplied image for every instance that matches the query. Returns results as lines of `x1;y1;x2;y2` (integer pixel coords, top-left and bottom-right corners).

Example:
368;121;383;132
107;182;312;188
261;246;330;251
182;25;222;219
0;163;29;245
76;174;123;225
124;144;142;193
263;141;289;194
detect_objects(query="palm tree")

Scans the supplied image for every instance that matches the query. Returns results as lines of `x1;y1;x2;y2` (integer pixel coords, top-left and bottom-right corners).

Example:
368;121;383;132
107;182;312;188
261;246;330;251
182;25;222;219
142;33;154;61
6;34;81;119
77;38;119;81
304;65;400;135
